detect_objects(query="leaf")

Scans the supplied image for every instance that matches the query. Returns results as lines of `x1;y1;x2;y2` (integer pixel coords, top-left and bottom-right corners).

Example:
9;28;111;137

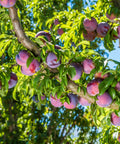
68;66;76;79
108;87;116;100
26;56;34;68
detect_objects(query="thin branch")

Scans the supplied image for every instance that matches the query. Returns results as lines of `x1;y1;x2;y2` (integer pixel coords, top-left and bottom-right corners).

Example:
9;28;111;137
8;6;41;56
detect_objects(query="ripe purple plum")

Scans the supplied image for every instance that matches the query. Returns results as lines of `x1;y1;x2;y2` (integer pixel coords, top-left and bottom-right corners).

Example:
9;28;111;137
87;79;102;96
70;62;83;80
83;17;98;32
115;82;120;91
82;59;95;74
95;72;109;79
97;22;110;38
46;52;61;68
64;93;78;109
16;50;30;66
111;112;120;126
96;92;112;107
83;31;97;41
54;19;60;25
79;97;91;106
57;28;64;35
21;59;40;76
50;94;63;107
0;0;16;8
8;72;18;89
106;13;116;20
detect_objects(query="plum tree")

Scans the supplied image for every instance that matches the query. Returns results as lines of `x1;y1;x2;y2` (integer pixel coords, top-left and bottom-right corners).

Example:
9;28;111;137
115;82;120;91
64;93;78;109
83;30;97;41
96;92;112;107
46;52;61;68
70;62;83;80
8;72;18;89
97;22;110;38
111;112;120;126
16;50;30;66
50;94;63;107
79;97;91;106
95;72;109;79
87;79;102;96
21;59;40;76
83;17;98;32
82;59;95;74
0;0;16;8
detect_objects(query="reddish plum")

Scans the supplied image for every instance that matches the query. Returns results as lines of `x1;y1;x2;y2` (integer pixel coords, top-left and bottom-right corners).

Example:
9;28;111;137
115;82;120;91
64;94;78;109
8;72;18;89
70;62;83;80
83;31;97;41
35;31;51;42
57;28;64;35
111;112;120;126
96;92;112;107
46;52;61;68
83;17;98;32
97;22;110;38
95;72;109;79
79;97;91;106
16;50;30;66
0;0;16;8
50;94;63;107
82;59;95;74
87;79;102;96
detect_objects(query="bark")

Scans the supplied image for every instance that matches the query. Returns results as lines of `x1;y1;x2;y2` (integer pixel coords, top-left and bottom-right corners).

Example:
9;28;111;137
8;6;119;110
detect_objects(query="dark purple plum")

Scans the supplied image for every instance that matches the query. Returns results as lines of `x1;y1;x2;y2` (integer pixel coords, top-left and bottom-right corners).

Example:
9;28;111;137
106;13;116;20
46;52;61;68
57;28;64;35
83;17;98;32
70;62;83;80
54;19;60;25
79;97;91;106
0;0;16;8
96;92;112;107
35;31;51;42
64;94;78;109
82;59;95;74
97;22;110;38
16;50;30;66
83;31;97;41
8;72;18;89
115;82;120;91
111;112;120;126
87;79;102;96
50;94;63;107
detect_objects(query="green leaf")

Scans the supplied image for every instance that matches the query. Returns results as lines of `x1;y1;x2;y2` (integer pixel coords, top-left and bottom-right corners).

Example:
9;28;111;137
68;66;76;79
26;56;34;68
108;87;116;100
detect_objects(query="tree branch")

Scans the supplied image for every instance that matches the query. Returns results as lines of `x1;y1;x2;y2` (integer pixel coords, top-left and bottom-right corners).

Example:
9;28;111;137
8;6;40;56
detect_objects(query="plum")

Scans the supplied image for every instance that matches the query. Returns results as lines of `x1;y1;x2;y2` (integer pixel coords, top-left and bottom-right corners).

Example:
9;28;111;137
82;59;95;74
87;79;102;96
0;0;16;8
57;28;64;35
8;72;18;89
54;19;60;25
111;112;120;126
97;22;110;38
32;95;39;103
46;52;61;68
95;72;109;79
16;50;30;66
55;45;61;50
50;94;63;107
64;93;78;109
106;13;116;20
96;92;112;107
21;59;40;76
0;81;1;89
70;62;83;80
35;31;51;42
41;95;46;100
83;17;98;32
83;31;97;41
115;82;120;91
79;97;91;106
117;26;120;38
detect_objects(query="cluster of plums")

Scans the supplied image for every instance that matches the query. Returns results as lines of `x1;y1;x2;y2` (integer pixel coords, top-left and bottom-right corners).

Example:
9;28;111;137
0;72;18;89
83;14;120;41
0;0;16;8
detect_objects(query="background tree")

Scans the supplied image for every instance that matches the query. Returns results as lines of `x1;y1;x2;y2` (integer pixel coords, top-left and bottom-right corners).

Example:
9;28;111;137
0;0;120;143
